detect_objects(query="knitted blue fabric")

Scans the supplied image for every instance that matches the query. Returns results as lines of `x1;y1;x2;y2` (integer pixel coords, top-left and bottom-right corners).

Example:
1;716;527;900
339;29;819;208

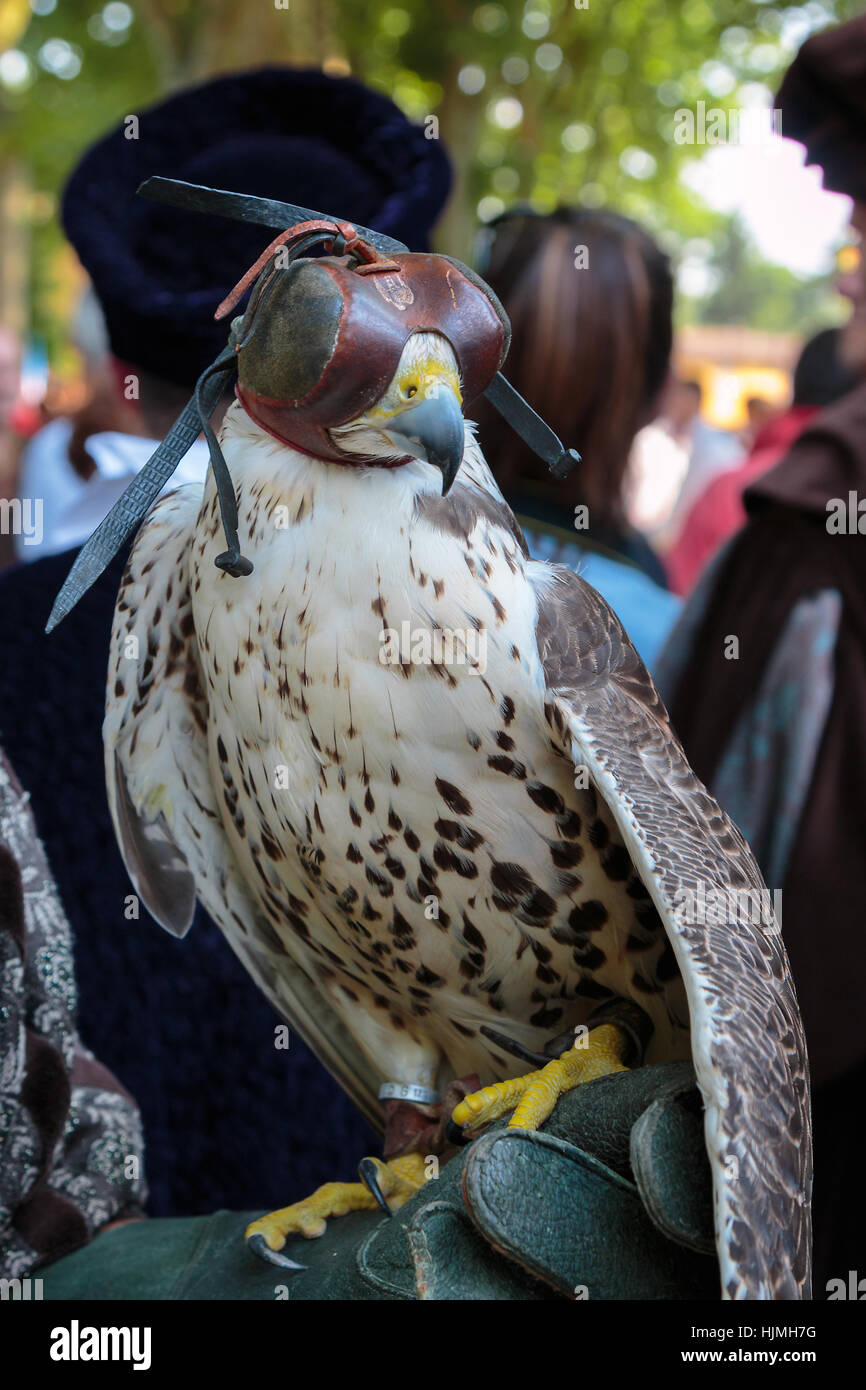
62;66;452;387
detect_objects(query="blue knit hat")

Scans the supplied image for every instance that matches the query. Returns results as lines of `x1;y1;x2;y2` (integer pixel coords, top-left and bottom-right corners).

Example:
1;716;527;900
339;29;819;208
61;67;452;387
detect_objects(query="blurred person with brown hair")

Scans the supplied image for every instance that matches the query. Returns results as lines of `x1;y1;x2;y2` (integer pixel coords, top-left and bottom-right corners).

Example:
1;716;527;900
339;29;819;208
656;12;866;1292
666;327;859;596
662;376;703;443
742;394;779;450
631;375;743;554
472;207;681;670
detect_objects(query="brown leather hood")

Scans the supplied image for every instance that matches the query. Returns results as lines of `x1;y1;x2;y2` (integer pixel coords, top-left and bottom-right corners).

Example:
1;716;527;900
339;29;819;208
234;251;510;462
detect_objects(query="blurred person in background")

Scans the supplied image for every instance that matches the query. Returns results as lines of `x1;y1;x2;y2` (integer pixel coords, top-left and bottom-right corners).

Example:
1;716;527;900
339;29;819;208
631;375;743;555
624;378;694;542
0;65;451;1222
656;11;866;1292
0;324;22;569
13;287;144;563
473;207;681;672
741;394;779;451
0;326;20;437
664;377;703;449
667;327;859;595
666;378;743;526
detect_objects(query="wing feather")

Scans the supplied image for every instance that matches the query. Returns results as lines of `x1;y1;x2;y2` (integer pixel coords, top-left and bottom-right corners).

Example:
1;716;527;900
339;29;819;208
530;562;812;1301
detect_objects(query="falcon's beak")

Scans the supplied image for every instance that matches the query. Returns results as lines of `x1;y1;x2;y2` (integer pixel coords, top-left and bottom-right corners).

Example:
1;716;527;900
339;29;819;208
384;381;466;496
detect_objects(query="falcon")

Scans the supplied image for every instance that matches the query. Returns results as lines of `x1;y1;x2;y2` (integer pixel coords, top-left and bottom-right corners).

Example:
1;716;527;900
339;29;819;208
55;186;811;1299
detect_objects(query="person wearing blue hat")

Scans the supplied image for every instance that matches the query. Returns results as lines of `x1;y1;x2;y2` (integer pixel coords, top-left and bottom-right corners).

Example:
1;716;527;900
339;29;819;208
15;67;451;559
62;65;451;404
0;66;452;1229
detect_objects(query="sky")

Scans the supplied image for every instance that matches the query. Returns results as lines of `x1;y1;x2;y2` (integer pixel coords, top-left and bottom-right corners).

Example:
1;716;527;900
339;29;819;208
677;2;856;280
682;132;853;278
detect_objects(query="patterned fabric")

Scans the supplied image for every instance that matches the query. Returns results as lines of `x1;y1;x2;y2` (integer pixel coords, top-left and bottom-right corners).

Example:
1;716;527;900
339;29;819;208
0;751;146;1276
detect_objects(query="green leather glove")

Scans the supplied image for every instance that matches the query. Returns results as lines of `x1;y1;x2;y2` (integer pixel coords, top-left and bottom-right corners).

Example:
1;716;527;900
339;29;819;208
41;1061;719;1301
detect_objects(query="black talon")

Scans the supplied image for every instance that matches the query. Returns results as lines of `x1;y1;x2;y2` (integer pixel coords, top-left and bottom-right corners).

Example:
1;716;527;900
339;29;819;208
445;1119;470;1147
358;1158;392;1217
246;1232;306;1271
479;1024;548;1068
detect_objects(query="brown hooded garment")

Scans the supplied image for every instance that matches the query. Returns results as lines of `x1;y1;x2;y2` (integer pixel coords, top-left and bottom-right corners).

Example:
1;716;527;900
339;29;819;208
663;383;866;1090
659;380;866;1301
659;12;866;1291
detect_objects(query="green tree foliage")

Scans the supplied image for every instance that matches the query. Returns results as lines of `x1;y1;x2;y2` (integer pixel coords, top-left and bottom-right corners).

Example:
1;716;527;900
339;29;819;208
679;214;845;333
0;1;159;357
335;0;861;257
0;0;862;355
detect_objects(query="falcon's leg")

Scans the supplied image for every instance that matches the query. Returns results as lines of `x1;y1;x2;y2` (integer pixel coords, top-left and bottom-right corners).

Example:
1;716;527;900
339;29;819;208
451;1023;629;1136
245;1153;427;1266
245;1001;446;1267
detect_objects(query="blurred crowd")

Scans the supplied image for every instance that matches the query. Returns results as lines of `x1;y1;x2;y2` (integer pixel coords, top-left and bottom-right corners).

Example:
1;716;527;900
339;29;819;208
1;11;865;1295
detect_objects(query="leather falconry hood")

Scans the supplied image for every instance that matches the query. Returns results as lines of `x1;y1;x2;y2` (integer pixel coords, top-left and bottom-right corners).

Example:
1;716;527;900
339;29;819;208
45;177;580;635
223;231;510;464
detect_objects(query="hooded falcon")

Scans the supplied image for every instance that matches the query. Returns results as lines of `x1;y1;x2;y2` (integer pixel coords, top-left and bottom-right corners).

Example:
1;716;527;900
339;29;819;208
73;202;810;1299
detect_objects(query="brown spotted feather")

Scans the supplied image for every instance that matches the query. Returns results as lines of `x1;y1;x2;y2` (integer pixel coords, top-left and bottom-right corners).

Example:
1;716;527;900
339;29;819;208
104;405;811;1301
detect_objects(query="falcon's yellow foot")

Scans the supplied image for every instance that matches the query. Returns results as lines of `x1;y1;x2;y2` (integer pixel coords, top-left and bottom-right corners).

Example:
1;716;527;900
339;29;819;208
451;1023;630;1135
245;1153;427;1269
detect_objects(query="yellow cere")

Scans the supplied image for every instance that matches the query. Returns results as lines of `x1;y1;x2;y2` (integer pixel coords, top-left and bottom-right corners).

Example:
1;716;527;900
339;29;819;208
367;357;463;424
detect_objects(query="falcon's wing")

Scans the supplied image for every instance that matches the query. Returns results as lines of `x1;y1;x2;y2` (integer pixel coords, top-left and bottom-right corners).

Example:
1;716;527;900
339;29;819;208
103;488;384;1133
528;562;812;1301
